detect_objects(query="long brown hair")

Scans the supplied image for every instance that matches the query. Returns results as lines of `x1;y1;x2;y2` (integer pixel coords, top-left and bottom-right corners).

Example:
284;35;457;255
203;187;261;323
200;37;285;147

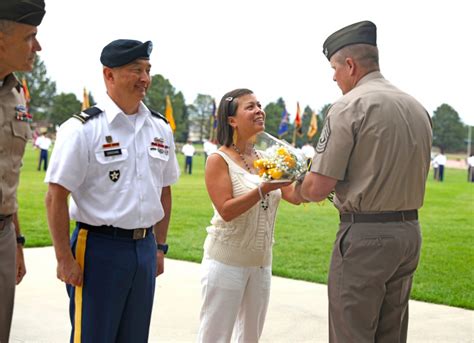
216;88;254;147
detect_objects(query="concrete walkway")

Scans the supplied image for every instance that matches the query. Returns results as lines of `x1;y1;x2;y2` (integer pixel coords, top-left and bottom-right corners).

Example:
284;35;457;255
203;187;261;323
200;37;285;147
10;247;474;342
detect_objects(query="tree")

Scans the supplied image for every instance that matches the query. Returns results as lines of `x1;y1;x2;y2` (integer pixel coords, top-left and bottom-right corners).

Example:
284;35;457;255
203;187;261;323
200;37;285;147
145;74;188;142
432;104;466;152
188;94;214;142
263;97;287;138
49;93;82;126
17;56;57;121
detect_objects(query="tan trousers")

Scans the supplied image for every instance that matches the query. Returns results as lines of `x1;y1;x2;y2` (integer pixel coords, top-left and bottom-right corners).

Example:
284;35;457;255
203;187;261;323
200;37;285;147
197;256;272;343
328;220;421;343
0;218;16;343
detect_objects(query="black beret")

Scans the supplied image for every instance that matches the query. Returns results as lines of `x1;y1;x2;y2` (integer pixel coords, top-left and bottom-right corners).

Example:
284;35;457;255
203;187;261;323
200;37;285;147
100;39;153;68
0;0;46;26
323;21;376;60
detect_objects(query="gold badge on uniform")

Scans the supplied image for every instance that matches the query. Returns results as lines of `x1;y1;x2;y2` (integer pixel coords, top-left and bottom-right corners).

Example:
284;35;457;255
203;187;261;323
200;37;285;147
103;135;121;156
316;117;331;153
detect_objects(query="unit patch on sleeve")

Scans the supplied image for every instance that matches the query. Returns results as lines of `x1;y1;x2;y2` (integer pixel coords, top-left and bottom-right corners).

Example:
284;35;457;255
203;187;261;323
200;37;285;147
316;117;331;154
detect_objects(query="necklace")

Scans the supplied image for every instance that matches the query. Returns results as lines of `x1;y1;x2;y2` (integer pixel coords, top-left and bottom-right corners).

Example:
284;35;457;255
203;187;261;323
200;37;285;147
231;143;259;173
231;143;269;210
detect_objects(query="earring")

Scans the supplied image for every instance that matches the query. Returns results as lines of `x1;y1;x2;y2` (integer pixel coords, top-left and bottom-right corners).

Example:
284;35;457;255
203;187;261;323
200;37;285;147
232;128;238;145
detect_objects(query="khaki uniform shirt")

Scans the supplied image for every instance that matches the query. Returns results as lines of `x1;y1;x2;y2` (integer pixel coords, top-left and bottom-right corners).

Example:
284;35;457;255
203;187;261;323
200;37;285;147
0;74;31;215
311;71;432;213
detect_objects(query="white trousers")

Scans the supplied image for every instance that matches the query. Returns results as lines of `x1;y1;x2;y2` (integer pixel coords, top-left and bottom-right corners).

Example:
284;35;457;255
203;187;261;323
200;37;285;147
197;256;272;343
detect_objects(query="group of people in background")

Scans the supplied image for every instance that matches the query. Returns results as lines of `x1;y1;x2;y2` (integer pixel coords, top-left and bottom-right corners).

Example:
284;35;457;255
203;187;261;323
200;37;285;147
1;1;437;342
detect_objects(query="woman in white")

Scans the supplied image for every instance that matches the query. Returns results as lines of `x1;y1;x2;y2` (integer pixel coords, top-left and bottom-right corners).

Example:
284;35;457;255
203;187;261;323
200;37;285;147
197;88;303;342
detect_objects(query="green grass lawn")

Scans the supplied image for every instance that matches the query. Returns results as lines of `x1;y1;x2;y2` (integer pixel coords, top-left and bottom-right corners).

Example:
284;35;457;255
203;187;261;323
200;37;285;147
18;146;474;309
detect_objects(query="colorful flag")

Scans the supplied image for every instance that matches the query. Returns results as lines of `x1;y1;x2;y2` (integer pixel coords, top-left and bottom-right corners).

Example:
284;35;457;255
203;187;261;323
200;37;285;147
212;98;217;129
209;98;217;141
307;112;318;139
165;95;176;132
20;77;33;122
278;107;289;137
81;87;90;110
294;101;303;136
21;77;31;106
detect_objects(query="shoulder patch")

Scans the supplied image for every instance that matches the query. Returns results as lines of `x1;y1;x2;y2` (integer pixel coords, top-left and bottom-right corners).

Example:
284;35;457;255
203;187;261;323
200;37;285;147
72;106;102;124
150;109;169;124
316;117;331;153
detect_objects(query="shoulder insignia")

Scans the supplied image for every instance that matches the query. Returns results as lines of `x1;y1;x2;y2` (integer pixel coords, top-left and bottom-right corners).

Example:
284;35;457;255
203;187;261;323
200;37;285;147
316;117;331;154
72;106;103;124
150;109;169;124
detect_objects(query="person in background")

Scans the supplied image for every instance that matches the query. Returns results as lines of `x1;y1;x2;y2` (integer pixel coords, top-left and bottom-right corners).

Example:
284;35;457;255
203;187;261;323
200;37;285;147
433;148;447;182
197;88;303;342
181;139;195;174
298;21;432;342
35;129;52;171
0;0;45;341
431;155;439;181
467;153;474;182
45;39;179;342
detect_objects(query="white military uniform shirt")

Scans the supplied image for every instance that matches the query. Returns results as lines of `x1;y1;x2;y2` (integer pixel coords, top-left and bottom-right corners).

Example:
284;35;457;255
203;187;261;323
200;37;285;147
35;135;52;150
181;143;195;157
45;95;180;229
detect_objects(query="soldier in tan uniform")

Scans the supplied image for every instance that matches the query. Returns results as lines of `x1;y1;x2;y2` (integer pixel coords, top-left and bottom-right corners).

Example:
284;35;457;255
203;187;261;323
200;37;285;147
300;21;432;342
0;0;45;340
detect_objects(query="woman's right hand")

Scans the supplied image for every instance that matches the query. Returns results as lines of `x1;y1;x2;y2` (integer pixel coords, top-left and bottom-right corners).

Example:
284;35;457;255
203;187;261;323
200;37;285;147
259;181;293;195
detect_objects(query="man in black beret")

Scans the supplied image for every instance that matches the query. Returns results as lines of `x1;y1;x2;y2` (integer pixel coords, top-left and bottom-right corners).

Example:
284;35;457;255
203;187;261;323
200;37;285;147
0;0;45;341
45;38;179;342
299;21;432;342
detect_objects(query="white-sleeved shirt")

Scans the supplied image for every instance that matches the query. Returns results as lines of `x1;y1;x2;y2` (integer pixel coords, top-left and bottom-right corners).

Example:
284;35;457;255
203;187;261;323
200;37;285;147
181;143;195;157
45;95;180;229
433;154;447;166
35;135;52;150
468;156;474;167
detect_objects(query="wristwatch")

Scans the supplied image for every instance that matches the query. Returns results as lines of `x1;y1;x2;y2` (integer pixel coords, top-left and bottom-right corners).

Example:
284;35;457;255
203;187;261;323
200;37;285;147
16;235;26;246
157;243;168;254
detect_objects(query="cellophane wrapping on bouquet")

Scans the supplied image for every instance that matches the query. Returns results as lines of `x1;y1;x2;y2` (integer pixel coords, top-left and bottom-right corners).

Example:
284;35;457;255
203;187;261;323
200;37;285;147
252;132;307;183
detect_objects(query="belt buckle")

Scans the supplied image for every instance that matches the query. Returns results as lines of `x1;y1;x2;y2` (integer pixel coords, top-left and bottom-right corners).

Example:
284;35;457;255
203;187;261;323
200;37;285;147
133;228;146;240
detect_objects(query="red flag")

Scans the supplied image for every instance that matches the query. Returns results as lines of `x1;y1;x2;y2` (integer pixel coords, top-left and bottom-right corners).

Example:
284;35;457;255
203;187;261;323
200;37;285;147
295;102;303;136
22;77;31;107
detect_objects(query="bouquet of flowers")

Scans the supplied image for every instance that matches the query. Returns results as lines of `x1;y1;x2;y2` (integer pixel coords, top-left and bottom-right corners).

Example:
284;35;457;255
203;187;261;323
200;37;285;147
252;132;307;183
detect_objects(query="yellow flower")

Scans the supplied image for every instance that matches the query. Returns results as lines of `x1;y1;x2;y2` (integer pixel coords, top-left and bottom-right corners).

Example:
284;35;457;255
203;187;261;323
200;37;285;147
284;155;296;168
268;168;283;180
276;147;288;156
253;159;265;169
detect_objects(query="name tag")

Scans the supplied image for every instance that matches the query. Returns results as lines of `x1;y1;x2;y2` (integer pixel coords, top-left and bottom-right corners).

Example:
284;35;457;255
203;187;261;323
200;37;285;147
104;149;122;157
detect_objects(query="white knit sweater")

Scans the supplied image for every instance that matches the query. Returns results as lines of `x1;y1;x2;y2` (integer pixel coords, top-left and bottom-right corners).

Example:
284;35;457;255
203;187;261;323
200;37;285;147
203;150;282;267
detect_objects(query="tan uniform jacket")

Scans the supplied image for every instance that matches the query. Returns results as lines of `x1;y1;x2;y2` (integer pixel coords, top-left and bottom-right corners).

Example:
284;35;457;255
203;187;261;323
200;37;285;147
0;73;31;215
311;71;432;213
